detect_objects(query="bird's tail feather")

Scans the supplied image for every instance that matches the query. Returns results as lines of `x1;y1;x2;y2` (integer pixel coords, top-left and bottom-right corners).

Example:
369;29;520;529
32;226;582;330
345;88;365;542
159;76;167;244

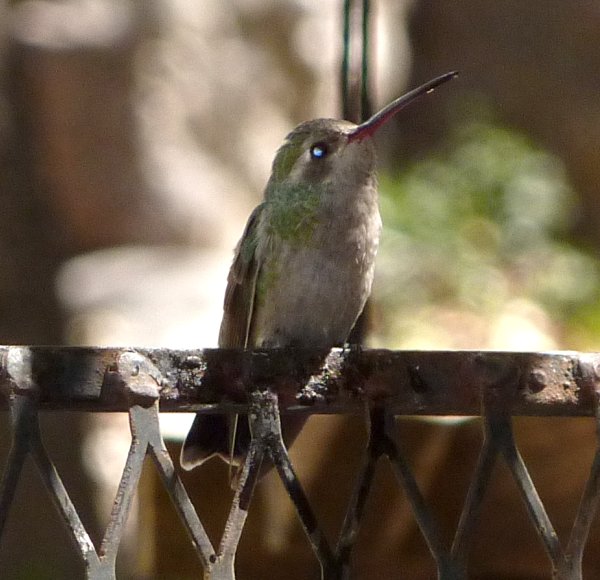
180;412;307;475
180;413;251;471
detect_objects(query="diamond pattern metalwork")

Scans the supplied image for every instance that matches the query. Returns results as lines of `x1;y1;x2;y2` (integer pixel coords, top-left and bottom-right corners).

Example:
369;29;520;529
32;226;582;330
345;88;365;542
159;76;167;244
1;347;600;579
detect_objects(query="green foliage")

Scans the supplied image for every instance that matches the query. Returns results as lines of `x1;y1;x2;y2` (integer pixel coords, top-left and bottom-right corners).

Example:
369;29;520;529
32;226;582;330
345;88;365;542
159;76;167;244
376;121;600;348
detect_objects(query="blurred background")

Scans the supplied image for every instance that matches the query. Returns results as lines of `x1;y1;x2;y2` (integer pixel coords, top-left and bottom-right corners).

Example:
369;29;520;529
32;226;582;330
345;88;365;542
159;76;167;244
1;0;600;578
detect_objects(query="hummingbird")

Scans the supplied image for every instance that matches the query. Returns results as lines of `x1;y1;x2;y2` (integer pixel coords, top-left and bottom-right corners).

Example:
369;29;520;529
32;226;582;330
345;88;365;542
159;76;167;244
181;71;458;473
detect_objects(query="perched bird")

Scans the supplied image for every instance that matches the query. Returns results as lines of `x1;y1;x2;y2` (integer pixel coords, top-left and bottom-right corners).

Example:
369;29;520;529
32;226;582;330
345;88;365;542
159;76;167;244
181;71;457;472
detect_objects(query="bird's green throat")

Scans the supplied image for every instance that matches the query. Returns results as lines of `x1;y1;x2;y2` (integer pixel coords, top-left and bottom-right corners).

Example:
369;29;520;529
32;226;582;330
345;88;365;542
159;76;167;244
265;180;323;245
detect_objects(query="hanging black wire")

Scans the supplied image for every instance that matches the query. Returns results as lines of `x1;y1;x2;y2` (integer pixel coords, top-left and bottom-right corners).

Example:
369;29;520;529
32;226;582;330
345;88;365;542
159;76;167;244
361;0;372;120
341;0;351;119
342;0;373;343
341;0;372;123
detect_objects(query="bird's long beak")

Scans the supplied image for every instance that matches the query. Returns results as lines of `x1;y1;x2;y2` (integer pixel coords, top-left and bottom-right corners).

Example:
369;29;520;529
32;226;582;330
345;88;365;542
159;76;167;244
347;71;459;143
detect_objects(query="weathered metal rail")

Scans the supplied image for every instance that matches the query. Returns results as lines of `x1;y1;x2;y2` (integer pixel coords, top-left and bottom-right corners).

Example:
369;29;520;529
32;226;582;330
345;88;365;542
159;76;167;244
1;346;600;579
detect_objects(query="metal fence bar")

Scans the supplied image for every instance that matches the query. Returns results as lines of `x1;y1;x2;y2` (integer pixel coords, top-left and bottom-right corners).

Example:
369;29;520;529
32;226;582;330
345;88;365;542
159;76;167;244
559;448;600;580
2;347;600;579
0;347;594;415
0;349;105;577
500;419;563;566
115;352;216;568
211;443;261;580
0;349;35;540
450;421;499;572
145;407;216;570
335;409;380;578
29;398;103;574
206;392;269;580
384;411;461;579
98;406;149;570
258;390;337;579
557;358;600;580
451;366;568;576
0;397;32;541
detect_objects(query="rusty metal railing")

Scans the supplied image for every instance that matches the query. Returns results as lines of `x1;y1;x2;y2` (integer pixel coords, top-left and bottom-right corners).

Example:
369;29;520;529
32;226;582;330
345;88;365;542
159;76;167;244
1;347;600;579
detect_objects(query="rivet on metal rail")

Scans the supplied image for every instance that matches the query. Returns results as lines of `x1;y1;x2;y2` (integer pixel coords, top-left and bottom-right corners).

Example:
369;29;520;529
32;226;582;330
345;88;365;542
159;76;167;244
105;351;164;407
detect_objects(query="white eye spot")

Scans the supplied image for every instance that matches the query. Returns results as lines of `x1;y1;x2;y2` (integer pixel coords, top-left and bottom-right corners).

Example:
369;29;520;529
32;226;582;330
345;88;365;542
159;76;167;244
310;142;328;160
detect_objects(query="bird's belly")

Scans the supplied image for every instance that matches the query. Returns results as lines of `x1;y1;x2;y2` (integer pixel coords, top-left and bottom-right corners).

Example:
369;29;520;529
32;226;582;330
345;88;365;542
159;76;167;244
251;246;375;348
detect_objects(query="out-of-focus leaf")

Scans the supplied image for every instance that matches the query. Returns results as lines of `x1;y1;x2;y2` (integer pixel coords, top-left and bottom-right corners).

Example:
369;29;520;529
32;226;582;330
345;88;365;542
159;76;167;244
375;121;600;349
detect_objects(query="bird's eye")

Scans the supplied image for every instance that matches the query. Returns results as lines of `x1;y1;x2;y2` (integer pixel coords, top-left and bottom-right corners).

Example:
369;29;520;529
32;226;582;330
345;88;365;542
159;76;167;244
310;142;328;160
